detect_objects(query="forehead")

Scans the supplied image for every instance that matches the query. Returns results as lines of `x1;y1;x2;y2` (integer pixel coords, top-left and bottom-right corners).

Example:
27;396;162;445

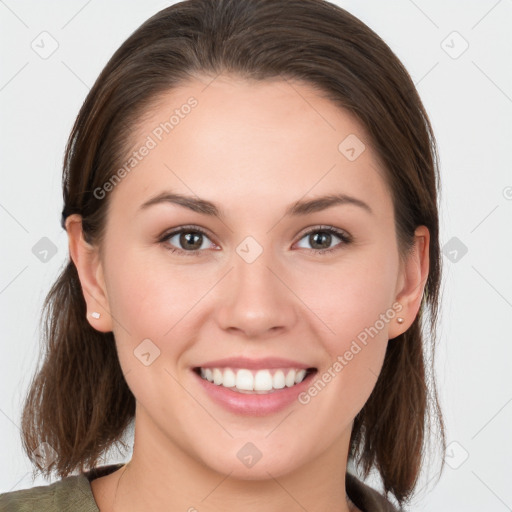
110;75;392;218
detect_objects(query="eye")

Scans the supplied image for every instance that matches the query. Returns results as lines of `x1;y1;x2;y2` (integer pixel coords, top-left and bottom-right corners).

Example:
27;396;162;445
158;224;352;257
158;225;217;257
295;225;352;255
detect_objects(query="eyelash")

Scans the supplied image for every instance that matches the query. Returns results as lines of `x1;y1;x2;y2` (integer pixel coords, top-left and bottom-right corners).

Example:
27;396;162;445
158;224;352;257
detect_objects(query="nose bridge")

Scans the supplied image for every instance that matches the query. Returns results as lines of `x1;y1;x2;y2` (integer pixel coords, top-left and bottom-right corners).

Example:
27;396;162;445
216;238;297;336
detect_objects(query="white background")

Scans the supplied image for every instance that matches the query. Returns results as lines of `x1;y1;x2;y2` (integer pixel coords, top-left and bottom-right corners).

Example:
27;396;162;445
1;1;511;510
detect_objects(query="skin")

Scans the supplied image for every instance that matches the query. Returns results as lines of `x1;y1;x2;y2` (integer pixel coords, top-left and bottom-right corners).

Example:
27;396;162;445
66;74;429;512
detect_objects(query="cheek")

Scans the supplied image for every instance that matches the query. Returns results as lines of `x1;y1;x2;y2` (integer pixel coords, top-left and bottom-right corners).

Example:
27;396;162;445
298;281;392;429
295;249;397;408
102;249;199;409
101;248;191;376
105;245;204;335
295;247;399;343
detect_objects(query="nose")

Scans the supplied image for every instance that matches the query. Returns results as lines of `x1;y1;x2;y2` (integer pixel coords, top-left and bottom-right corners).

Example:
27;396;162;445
216;247;299;339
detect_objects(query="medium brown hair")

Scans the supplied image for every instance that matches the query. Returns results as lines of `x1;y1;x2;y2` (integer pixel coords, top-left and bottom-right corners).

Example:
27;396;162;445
20;0;446;507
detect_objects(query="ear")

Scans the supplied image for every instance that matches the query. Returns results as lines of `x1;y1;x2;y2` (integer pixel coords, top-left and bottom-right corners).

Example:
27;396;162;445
65;214;113;333
388;225;430;340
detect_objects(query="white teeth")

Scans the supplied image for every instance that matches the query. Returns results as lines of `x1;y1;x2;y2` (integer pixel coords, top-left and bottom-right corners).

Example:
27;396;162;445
285;370;296;387
253;369;273;391
222;368;236;388
236;369;254;390
295;369;307;384
213;368;223;385
273;370;285;389
198;367;311;392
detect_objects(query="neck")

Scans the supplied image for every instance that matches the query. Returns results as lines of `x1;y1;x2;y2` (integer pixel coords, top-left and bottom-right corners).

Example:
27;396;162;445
100;409;358;512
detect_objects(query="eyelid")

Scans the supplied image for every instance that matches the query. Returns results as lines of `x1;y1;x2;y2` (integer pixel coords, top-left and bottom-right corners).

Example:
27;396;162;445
158;224;214;238
296;224;351;240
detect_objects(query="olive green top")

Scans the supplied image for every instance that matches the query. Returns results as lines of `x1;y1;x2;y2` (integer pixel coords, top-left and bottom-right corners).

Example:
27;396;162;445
0;464;400;511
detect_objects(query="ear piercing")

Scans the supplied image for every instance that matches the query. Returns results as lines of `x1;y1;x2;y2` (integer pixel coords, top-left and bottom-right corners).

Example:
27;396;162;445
90;310;401;323
88;310;405;323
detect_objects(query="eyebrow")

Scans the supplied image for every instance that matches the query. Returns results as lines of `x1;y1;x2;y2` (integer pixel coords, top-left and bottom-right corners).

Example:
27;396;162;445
139;191;374;217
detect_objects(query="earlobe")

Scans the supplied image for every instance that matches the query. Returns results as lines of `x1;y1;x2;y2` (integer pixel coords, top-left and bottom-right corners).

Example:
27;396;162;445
65;214;113;333
389;226;430;340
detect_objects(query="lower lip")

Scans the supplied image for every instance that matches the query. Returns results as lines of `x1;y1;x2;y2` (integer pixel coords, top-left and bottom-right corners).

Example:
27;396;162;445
192;369;316;416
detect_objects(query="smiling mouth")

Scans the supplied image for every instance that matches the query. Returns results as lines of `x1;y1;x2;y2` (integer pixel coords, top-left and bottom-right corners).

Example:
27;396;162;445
193;366;317;394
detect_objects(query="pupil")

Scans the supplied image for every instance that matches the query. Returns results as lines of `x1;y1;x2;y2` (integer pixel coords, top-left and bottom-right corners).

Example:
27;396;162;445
312;232;331;249
182;232;201;250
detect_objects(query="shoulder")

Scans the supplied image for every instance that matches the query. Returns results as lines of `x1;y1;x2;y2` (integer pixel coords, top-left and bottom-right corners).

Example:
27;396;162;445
346;472;401;512
0;464;124;512
0;474;97;512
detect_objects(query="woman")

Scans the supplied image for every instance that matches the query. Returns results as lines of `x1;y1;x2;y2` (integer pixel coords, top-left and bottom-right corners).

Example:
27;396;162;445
1;0;446;510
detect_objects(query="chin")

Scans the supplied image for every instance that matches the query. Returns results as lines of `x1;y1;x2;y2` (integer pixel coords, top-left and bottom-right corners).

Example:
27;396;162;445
198;445;305;481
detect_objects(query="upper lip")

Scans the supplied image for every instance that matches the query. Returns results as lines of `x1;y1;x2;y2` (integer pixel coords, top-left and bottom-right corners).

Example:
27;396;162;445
194;357;316;370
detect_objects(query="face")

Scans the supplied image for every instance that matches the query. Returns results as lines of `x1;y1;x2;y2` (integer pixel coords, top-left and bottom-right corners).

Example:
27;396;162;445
75;75;421;480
